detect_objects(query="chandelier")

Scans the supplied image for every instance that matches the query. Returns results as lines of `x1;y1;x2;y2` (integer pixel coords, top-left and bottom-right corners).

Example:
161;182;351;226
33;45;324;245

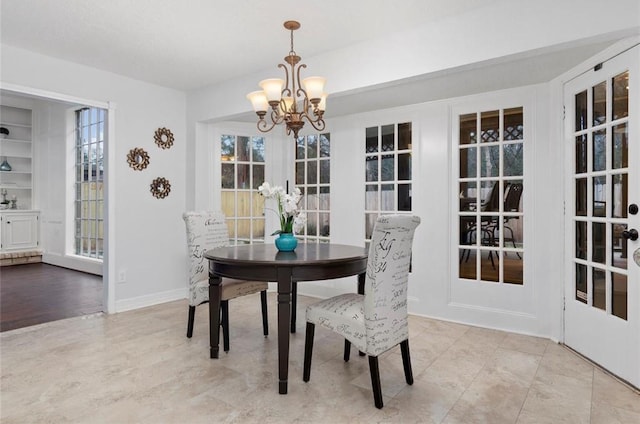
246;20;327;139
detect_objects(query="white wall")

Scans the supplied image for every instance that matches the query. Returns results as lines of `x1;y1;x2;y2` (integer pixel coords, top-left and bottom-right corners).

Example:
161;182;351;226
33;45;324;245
1;45;188;312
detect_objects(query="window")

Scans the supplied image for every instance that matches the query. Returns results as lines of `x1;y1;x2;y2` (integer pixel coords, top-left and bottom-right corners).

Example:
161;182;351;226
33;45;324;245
295;133;330;242
364;122;412;245
458;107;524;284
220;134;265;244
74;108;105;259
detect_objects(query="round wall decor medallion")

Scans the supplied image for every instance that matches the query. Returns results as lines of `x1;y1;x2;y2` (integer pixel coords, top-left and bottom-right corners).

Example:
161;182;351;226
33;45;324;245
150;177;171;199
127;147;150;171
154;127;174;149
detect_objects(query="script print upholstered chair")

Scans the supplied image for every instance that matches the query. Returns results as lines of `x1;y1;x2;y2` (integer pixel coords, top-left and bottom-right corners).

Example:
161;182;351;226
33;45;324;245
183;211;268;352
303;214;421;408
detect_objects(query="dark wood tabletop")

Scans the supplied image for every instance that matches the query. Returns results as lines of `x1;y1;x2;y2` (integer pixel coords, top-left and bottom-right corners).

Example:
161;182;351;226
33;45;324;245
205;243;368;394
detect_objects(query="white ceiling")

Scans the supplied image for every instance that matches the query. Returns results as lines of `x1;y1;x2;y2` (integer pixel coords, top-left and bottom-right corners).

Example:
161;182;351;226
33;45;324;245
1;0;504;91
0;0;628;119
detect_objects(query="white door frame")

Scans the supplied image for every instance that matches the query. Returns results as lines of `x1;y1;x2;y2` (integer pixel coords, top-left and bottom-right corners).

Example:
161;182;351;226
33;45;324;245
0;82;116;313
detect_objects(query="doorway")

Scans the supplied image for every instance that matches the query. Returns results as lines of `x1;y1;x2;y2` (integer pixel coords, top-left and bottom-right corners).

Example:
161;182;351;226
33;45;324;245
563;45;639;388
0;87;113;326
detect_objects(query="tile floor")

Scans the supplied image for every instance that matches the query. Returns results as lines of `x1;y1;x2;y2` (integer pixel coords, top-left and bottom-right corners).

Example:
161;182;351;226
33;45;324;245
1;294;638;423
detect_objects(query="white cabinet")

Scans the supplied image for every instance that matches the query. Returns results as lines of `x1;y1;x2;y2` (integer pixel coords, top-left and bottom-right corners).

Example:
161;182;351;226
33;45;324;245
0;105;33;210
0;211;39;251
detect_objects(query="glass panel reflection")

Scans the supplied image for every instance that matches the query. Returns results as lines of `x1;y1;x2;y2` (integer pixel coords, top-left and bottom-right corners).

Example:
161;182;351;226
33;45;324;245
480;145;500;177
365;213;378;239
612;174;628;219
236;164;250;189
398;123;412;150
307;135;318;159
381;154;394;180
576;178;587;216
592;268;606;311
252;137;265;162
365;185;378;210
611;272;627;320
307;161;317;185
252;218;265;239
307;187;318;210
504;107;523;140
503;143;523;176
295;162;304;184
221;192;235;218
365;157;378;181
320;133;330;157
398;184;411;211
459;181;477;211
382;124;394;151
576;221;587;260
319;159;330;184
504;251;523;285
481;110;499;143
612;71;629;120
221;163;234;188
575;90;588;131
592;222;606;264
306;212;317;236
460;216;476;246
221;135;235;161
319;186;330;210
236;192;250;217
366;127;378;153
576;263;587;304
612;123;628;169
459;249;477;280
296;137;305;159
575;134;587;173
593;176;606;217
237;136;250;161
318;212;330;237
592;81;607;126
502;216;523;249
398;153;411;180
481;250;499;282
381;184;394;211
252;164;264;189
226;219;235;240
460;147;477;178
611;223;627;270
593;130;606;172
460;113;477;145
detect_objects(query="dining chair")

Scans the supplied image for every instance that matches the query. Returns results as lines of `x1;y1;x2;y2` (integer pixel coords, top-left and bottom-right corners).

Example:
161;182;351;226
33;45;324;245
302;214;421;408
183;211;268;351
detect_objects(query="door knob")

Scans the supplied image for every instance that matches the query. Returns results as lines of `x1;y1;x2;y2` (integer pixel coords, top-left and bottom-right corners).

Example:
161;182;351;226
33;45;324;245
622;229;639;241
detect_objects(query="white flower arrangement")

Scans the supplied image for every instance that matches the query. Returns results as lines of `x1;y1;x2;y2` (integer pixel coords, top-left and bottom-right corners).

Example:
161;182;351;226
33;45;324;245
258;182;306;235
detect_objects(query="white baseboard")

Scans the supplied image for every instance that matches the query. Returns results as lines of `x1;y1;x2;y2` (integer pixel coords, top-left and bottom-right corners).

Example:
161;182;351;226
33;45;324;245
115;288;187;313
42;252;103;275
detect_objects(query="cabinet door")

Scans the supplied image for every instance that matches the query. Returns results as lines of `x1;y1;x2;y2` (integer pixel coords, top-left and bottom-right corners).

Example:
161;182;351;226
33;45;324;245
1;213;38;250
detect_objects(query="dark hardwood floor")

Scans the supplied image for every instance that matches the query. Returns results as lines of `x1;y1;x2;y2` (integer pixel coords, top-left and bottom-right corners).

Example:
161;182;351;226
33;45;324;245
0;263;103;332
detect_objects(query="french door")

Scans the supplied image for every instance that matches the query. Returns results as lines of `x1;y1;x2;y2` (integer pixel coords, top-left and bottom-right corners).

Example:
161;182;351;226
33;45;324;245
564;45;639;388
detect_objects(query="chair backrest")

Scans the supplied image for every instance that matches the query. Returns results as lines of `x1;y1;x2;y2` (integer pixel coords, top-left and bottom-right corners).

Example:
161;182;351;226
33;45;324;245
183;211;230;296
364;214;421;356
504;183;523;212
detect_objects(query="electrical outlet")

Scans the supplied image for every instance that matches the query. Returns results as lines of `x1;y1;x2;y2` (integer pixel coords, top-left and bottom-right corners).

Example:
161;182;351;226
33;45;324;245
118;270;127;283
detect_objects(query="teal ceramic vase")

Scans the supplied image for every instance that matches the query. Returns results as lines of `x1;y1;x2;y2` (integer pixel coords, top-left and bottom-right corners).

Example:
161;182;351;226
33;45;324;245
275;233;298;252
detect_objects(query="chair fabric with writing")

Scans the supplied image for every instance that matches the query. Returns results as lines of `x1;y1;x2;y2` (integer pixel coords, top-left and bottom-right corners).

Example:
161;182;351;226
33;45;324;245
183;211;268;351
302;214;421;408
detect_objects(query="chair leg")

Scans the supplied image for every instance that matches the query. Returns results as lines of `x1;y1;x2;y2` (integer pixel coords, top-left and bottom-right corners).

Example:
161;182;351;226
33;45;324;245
221;300;230;352
400;340;414;385
368;356;384;409
303;322;315;382
344;339;351;362
186;305;196;338
260;290;269;337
